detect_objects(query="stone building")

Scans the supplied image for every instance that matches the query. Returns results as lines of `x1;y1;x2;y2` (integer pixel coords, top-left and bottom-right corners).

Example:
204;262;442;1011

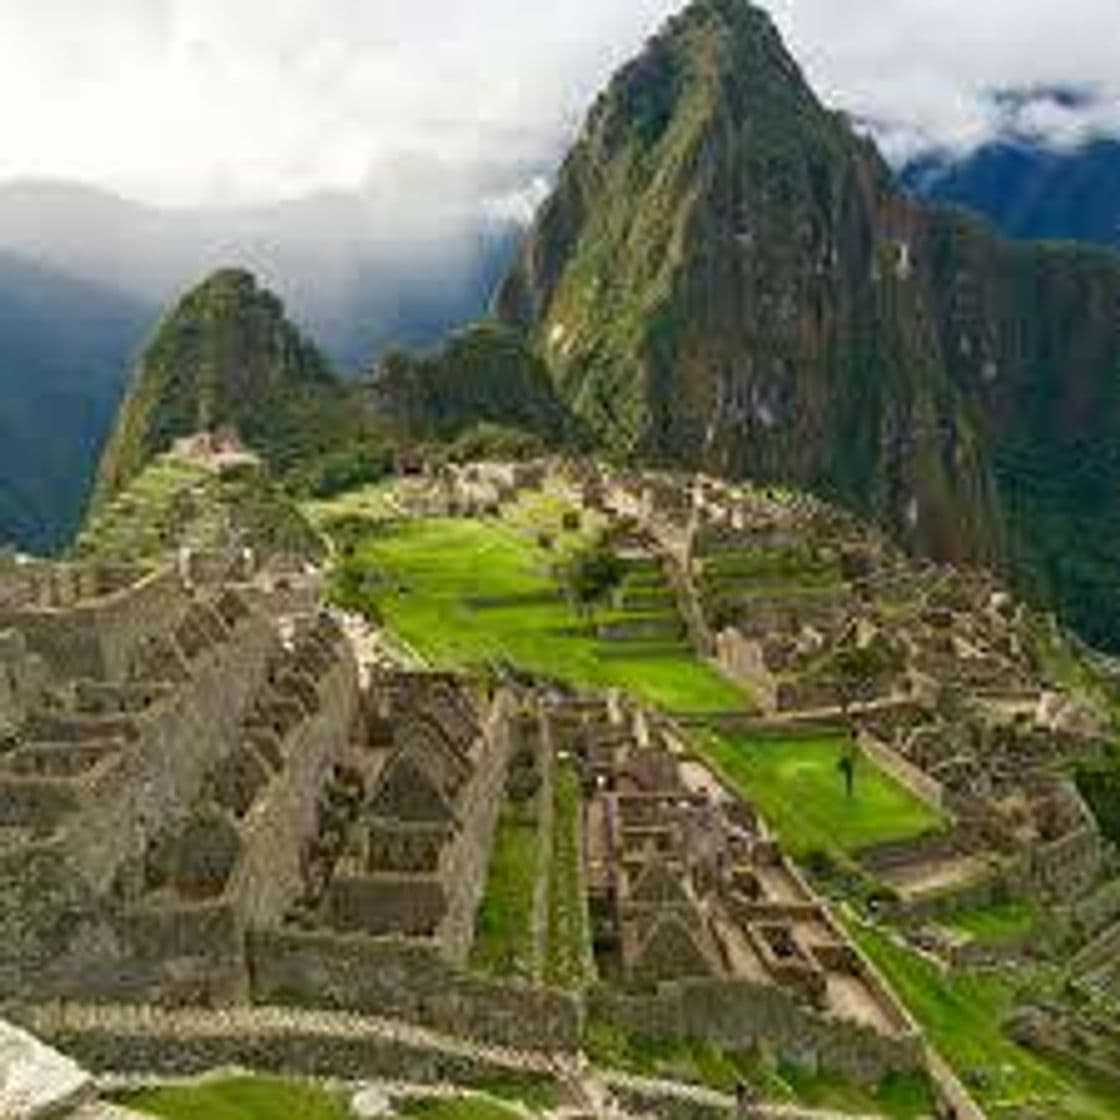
0;560;361;1005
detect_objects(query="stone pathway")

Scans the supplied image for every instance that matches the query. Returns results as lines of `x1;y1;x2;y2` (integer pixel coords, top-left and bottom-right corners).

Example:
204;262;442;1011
22;1004;911;1120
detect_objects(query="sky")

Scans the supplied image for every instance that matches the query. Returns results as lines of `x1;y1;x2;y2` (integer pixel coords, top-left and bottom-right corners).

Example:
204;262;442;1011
1;0;1118;210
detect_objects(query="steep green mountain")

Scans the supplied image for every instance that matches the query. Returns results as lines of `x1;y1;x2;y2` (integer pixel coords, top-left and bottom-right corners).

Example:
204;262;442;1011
497;0;1120;648
368;320;577;449
0;252;153;553
96;268;363;501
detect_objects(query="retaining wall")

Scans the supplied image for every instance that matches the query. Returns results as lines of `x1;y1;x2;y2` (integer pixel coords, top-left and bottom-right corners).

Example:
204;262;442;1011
248;928;581;1053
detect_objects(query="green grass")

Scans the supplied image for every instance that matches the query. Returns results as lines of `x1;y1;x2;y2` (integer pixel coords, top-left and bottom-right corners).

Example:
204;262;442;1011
584;1018;935;1118
331;516;747;714
396;1094;524;1120
854;924;1120;1120
946;897;1041;945
698;732;947;859
545;760;593;989
118;1076;350;1120
470;799;540;979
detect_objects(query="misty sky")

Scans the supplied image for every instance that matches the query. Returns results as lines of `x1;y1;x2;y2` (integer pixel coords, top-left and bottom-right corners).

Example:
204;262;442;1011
2;0;1119;210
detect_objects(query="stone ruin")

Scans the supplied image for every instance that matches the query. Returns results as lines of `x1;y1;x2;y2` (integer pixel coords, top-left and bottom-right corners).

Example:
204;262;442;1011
592;465;1109;907
563;697;914;1043
302;669;510;964
0;554;361;1005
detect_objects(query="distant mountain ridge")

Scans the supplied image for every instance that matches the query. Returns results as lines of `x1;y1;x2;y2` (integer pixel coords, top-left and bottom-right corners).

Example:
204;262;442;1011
0;178;519;371
902;137;1120;251
498;0;1120;648
0;251;154;553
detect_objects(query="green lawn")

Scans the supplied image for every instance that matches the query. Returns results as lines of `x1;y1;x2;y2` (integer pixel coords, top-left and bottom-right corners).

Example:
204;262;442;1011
118;1076;351;1120
470;799;541;979
332;516;747;714
698;732;947;859
854;924;1120;1120
946;897;1041;945
545;760;593;990
584;1018;935;1119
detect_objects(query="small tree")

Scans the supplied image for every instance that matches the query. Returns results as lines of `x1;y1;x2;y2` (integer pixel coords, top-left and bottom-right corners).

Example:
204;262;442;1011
563;538;625;628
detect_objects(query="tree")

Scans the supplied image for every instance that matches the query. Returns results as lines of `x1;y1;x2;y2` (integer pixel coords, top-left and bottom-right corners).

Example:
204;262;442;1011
562;538;625;628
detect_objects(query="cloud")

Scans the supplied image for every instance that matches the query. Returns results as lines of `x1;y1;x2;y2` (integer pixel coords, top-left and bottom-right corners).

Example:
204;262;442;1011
0;0;1117;210
764;0;1120;160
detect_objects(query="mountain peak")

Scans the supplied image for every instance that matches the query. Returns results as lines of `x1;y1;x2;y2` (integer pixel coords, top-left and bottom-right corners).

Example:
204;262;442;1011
498;0;1120;648
94;267;336;500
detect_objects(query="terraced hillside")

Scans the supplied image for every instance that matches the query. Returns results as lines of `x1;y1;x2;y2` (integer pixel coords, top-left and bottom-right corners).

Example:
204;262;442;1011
305;459;1120;1120
321;486;744;715
76;451;323;570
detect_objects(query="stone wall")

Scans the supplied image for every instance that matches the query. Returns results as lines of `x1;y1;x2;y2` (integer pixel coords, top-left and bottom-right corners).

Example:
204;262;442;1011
858;731;946;811
436;690;516;963
0;567;187;683
589;980;922;1085
248;929;581;1052
25;1006;537;1087
231;649;359;929
0;629;46;726
714;629;776;711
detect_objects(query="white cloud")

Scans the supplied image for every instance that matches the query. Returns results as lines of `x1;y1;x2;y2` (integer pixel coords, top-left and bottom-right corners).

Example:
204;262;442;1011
0;0;1117;210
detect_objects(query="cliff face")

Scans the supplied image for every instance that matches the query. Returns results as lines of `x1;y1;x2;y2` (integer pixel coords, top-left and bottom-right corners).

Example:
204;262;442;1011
95;268;351;500
497;0;1120;647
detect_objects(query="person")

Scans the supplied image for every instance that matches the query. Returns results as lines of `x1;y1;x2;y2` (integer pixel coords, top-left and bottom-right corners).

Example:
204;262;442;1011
838;742;858;798
734;1079;759;1118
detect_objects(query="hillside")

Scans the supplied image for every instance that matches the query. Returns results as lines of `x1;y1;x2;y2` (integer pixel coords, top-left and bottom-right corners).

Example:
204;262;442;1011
368;320;577;451
0;252;153;553
497;0;1120;649
77;450;323;569
95;268;364;501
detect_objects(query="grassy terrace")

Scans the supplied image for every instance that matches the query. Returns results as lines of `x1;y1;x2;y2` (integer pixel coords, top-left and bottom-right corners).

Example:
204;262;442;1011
585;1019;936;1119
333;513;746;715
470;797;540;979
854;924;1120;1120
545;759;593;989
699;731;947;861
945;897;1041;945
119;1076;350;1120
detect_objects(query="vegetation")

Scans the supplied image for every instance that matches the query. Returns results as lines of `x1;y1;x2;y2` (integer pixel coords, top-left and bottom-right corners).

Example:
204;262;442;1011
95;269;363;502
698;731;947;860
545;760;593;989
584;1018;936;1119
117;1076;350;1120
1076;745;1120;846
77;453;323;568
945;897;1041;946
470;798;540;979
371;320;575;448
395;1093;524;1120
325;512;745;714
853;923;1120;1120
560;536;626;623
290;438;393;500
